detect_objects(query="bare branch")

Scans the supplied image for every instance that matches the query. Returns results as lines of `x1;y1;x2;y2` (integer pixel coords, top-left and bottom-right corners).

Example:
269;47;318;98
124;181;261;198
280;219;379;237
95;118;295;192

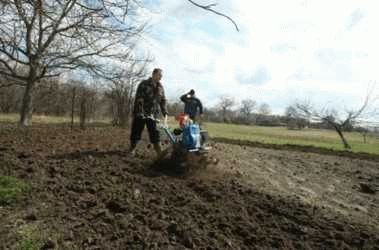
187;0;239;31
14;0;30;27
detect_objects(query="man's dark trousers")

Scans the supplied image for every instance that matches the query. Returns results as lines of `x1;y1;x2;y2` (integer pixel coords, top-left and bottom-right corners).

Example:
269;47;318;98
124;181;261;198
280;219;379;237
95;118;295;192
130;117;160;146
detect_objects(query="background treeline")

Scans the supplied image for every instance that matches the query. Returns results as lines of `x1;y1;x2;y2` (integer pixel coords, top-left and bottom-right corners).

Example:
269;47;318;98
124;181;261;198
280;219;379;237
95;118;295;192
2;76;378;135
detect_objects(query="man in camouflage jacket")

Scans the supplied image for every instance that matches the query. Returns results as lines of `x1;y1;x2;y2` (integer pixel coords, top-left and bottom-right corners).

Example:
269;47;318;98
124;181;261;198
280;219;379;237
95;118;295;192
129;68;168;156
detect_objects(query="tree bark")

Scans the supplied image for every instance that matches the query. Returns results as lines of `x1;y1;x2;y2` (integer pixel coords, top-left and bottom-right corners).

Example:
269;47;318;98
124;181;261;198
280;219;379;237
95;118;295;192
19;81;35;126
334;126;351;150
120;94;128;128
71;87;76;130
80;96;86;130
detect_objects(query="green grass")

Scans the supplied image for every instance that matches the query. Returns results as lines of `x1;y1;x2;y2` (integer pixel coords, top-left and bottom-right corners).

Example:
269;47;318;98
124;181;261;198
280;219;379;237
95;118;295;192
203;122;379;155
0;176;30;205
17;224;45;250
19;238;43;250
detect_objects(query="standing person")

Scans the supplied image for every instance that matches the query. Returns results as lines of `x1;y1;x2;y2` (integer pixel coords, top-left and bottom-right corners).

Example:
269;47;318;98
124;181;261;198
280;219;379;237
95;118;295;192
180;89;203;121
129;68;168;156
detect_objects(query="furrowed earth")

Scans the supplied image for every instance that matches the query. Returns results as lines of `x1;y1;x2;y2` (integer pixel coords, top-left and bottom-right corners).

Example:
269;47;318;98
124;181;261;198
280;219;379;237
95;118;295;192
0;124;378;249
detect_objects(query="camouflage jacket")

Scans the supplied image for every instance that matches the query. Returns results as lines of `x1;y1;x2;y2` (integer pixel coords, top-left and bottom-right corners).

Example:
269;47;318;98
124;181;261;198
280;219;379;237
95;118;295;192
133;78;168;118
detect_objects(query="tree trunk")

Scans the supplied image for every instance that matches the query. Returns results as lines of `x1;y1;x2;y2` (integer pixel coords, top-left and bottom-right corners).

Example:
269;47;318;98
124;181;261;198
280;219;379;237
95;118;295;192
80;96;86;130
335;126;351;150
222;109;227;123
121;108;128;128
120;95;128;128
71;87;76;130
19;82;35;126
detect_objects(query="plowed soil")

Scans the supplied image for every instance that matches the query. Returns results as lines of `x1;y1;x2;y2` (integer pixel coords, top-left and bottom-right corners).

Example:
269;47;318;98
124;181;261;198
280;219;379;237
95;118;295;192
0;124;378;249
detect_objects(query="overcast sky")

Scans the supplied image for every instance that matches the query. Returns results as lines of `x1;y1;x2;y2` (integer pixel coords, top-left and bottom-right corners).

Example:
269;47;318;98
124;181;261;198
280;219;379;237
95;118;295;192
139;0;378;115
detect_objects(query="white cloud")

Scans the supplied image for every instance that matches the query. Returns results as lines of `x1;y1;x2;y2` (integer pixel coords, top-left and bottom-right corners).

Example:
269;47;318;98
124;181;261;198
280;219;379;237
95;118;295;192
139;0;379;115
347;9;366;30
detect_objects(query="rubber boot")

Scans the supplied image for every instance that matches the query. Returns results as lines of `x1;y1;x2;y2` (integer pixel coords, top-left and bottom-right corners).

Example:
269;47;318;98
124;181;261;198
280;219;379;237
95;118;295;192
153;143;162;156
128;142;137;156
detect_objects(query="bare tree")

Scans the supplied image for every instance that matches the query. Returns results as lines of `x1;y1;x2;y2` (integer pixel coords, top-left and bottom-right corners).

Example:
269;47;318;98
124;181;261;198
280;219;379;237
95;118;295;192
0;0;145;126
73;81;100;129
284;105;307;130
0;73;22;113
32;78;70;116
258;103;271;116
293;93;376;149
217;95;235;123
355;126;369;144
106;60;149;127
239;99;256;124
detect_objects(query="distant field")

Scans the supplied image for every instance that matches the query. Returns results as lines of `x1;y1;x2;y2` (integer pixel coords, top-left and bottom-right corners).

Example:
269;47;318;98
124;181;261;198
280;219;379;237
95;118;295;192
203;122;379;155
0;113;110;124
1;113;378;155
0;113;76;124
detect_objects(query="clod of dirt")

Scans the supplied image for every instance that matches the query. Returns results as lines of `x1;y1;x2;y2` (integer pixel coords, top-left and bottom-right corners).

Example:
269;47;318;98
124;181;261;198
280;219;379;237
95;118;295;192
25;167;34;173
106;200;127;213
182;232;194;248
151;219;168;230
18;152;31;159
41;239;56;250
24;212;37;221
359;183;376;194
153;144;219;176
133;189;141;199
167;222;179;235
84;237;96;246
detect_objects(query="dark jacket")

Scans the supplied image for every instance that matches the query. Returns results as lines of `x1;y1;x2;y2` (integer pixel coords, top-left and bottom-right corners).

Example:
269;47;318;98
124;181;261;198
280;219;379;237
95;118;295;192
133;78;168;118
180;93;203;119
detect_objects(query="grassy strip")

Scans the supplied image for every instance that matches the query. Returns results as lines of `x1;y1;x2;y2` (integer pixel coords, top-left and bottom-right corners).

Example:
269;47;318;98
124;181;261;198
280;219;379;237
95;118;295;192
204;122;379;155
213;137;379;161
0;113;111;124
17;224;47;250
0;176;30;205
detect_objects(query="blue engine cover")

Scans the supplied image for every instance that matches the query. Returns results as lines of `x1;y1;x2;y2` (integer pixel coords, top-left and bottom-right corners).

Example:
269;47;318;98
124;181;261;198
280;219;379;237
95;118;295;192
181;124;200;149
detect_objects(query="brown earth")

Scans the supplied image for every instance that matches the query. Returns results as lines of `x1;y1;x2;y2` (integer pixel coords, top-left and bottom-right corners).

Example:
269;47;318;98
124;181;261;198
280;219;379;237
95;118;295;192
0;123;378;249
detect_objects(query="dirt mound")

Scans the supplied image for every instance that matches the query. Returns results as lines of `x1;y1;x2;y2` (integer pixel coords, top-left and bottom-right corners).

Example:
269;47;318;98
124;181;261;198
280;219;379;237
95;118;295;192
0;124;378;249
152;145;218;177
